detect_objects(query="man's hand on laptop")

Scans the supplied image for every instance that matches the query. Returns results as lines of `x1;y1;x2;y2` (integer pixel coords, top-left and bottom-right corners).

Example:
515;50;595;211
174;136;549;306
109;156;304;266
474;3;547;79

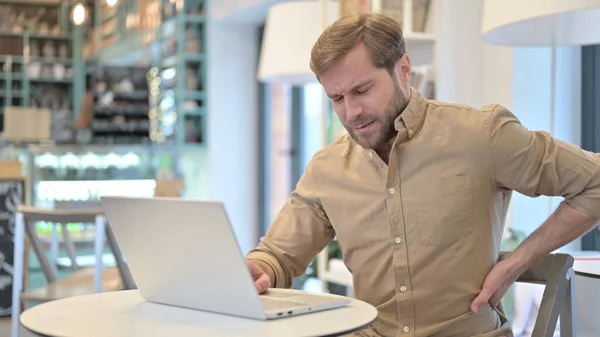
246;260;271;294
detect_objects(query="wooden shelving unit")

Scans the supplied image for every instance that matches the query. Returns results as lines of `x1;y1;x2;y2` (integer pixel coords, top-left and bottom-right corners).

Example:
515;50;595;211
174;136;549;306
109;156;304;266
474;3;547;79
85;0;207;146
157;2;206;145
0;1;86;144
87;65;152;145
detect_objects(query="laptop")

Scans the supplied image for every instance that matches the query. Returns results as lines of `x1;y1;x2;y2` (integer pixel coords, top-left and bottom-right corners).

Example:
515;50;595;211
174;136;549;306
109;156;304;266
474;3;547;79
100;196;351;320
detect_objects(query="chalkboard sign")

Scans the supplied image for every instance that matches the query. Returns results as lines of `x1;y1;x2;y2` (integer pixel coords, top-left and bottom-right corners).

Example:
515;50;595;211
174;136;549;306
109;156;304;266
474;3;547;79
0;178;25;316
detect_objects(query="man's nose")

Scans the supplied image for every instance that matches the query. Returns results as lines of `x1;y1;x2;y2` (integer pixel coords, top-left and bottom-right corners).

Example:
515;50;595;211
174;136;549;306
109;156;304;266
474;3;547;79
344;97;363;121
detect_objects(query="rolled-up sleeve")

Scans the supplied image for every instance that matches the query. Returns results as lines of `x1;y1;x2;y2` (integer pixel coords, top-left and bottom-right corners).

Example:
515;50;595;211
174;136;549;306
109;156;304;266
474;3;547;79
246;158;335;288
487;104;600;218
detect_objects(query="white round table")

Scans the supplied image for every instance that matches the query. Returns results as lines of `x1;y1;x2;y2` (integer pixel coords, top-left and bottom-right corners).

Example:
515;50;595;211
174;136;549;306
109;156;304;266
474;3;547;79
20;289;378;337
573;257;600;279
572;254;600;337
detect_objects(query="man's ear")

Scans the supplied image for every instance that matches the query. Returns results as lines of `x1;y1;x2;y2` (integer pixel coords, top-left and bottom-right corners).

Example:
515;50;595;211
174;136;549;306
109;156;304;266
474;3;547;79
395;54;412;89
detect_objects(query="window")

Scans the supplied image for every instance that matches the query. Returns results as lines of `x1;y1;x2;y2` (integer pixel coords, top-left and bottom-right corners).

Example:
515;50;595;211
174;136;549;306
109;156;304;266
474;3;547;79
581;44;600;251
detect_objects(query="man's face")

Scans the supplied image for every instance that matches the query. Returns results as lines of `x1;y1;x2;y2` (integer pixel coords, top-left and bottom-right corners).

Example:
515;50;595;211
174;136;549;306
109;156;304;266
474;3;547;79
320;44;411;150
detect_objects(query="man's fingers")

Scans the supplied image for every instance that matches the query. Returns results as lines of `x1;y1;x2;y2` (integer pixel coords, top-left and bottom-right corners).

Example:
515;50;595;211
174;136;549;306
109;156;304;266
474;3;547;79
490;286;511;308
255;273;271;294
254;281;267;294
489;293;502;308
259;272;271;289
471;288;493;313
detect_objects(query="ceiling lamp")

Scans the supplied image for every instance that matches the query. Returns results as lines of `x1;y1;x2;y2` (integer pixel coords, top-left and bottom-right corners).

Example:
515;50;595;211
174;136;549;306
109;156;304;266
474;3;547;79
257;0;340;85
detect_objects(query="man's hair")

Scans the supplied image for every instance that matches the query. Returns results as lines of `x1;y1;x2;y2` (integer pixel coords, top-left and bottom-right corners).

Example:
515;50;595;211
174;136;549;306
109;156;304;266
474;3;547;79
310;12;406;79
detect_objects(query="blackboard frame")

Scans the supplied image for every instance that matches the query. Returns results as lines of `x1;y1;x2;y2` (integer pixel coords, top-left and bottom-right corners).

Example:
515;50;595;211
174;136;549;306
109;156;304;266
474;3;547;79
0;177;27;316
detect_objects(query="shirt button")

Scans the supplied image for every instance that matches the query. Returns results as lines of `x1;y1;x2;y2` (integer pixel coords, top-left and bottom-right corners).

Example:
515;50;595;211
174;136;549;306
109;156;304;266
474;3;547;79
389;187;396;194
367;152;373;158
403;326;410;332
394;237;402;244
400;285;407;292
408;128;413;136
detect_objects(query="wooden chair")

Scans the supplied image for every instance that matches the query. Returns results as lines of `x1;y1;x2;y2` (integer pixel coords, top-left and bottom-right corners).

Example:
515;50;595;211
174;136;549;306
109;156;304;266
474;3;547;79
10;202;135;337
516;252;576;337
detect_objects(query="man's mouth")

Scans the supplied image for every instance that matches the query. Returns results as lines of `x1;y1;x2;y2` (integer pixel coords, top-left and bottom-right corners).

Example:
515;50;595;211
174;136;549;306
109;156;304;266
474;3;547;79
355;121;375;130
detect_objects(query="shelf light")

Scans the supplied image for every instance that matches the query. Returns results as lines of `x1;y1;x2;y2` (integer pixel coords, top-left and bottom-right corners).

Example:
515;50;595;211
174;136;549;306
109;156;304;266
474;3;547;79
72;3;86;26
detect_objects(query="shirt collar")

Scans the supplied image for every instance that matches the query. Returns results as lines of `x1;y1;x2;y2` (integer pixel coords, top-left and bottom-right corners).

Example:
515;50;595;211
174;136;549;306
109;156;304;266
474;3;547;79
394;88;428;141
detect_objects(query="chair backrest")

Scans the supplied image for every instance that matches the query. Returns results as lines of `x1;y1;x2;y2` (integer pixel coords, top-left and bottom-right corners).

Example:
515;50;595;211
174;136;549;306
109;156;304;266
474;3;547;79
54;200;102;209
514;252;576;337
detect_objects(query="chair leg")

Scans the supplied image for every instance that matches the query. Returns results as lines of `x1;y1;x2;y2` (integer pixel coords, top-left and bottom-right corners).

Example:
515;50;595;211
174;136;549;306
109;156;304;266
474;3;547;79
49;224;59;276
61;224;79;271
24;220;56;283
93;215;106;293
560;269;577;337
105;223;135;290
11;213;25;337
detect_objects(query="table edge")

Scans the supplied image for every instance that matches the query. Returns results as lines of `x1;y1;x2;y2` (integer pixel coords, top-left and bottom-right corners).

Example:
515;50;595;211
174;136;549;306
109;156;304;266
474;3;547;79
19;319;53;337
575;270;600;279
20;317;375;337
320;320;374;337
19;289;379;337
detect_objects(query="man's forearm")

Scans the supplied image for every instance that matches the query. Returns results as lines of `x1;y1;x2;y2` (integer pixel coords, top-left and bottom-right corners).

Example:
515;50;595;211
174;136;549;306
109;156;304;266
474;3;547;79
508;202;599;272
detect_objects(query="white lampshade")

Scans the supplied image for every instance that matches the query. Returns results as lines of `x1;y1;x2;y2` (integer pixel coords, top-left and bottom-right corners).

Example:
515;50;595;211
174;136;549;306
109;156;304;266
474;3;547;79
258;0;340;84
482;0;600;46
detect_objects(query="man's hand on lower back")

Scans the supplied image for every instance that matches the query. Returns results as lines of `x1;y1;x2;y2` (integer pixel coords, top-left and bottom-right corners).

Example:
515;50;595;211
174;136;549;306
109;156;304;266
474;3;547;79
470;253;526;313
471;202;600;313
246;260;271;294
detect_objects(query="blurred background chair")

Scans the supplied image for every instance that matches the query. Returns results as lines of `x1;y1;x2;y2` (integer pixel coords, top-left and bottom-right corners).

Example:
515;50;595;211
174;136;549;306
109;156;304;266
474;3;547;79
10;201;135;337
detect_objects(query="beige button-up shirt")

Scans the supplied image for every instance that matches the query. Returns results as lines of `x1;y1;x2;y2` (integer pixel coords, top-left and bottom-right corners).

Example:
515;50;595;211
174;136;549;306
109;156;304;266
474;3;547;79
246;89;600;337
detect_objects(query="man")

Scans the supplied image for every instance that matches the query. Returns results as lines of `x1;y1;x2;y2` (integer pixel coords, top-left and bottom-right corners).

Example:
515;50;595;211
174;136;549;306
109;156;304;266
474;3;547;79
246;12;600;337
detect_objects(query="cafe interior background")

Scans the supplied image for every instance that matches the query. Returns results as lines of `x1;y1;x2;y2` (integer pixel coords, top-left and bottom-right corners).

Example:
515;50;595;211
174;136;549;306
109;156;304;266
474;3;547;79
0;0;599;336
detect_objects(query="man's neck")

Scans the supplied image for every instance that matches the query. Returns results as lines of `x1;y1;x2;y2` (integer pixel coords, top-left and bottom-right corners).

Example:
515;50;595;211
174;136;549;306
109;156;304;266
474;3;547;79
375;140;395;165
376;93;411;164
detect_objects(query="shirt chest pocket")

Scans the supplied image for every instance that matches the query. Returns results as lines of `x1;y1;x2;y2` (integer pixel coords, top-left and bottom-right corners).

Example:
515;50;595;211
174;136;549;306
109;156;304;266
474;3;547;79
414;174;475;247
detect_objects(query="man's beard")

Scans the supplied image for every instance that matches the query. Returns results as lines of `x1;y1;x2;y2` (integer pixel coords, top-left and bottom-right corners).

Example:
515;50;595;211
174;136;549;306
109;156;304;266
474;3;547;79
344;85;407;150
